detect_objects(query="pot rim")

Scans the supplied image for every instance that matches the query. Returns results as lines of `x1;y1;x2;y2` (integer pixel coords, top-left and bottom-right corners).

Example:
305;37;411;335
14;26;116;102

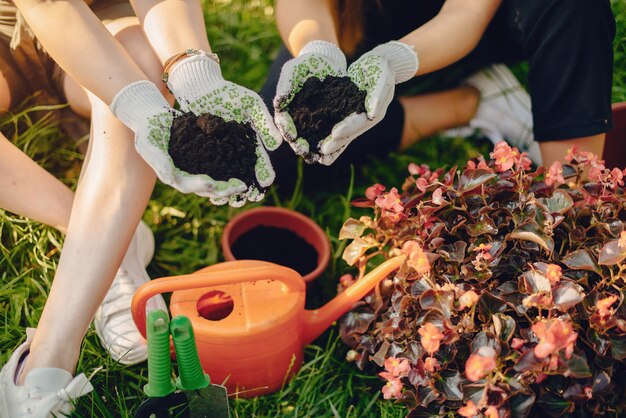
221;206;331;283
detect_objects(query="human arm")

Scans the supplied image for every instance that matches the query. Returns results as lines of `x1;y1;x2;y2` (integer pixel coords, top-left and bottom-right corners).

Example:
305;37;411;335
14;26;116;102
12;0;145;103
275;0;339;56
127;0;283;204
129;0;211;63
400;0;502;76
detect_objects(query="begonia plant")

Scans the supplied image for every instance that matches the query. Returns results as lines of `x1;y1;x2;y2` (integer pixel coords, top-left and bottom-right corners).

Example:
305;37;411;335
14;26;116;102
339;142;626;417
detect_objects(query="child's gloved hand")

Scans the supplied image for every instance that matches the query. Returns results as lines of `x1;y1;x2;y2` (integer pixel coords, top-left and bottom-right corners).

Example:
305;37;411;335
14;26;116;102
320;41;419;165
273;40;348;163
110;80;220;197
165;50;282;207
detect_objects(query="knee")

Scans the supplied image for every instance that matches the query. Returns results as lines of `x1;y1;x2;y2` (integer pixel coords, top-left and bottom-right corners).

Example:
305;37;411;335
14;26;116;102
458;86;480;125
0;71;10;114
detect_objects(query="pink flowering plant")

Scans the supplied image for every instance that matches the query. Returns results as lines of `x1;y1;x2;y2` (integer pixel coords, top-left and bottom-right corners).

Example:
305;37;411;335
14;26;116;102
338;142;626;417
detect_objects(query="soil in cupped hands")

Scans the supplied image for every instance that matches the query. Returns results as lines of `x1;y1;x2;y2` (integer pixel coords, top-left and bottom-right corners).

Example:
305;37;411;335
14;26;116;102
287;75;366;159
168;112;261;190
230;225;318;276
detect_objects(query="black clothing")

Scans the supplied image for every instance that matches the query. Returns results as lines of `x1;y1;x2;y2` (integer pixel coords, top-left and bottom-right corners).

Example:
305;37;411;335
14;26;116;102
260;0;616;187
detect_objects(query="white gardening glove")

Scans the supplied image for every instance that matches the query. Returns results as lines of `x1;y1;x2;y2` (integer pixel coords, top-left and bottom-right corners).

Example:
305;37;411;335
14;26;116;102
166;51;282;207
318;41;419;165
273;40;348;163
110;80;219;196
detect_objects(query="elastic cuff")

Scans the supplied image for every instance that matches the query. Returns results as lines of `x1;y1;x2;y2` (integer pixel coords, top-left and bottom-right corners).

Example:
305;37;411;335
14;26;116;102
167;55;224;98
372;41;419;84
535;118;613;142
299;40;347;70
110;80;170;131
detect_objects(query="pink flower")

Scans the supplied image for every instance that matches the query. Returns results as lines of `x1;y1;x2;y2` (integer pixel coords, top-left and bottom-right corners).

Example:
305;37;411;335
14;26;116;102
458;400;479;417
532;318;578;359
415;177;429;192
589;166;604;183
418;323;444;355
375;187;404;222
432;187;445;205
545;162;565;187
383;357;411;378
472;243;492;253
379;372;403;399
511;338;525;350
408;163;420;175
545;264;562;285
565;145;580;163
467;159;492;171
490;141;517;172
485;406;499;418
339;274;355;288
365;183;386;200
596;295;618;317
402;241;431;274
610;167;624;189
458;290;480;310
517;152;532;171
465;346;497;382
423;357;440;373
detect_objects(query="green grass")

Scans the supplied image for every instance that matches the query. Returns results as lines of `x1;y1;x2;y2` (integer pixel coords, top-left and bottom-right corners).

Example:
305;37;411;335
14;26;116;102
1;1;626;417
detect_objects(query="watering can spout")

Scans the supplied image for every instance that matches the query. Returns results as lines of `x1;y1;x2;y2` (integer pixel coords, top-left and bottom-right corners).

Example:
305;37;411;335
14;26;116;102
302;256;405;346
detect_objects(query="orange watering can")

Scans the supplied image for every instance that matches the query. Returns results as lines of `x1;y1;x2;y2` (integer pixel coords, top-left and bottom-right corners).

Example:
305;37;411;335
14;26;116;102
131;256;404;397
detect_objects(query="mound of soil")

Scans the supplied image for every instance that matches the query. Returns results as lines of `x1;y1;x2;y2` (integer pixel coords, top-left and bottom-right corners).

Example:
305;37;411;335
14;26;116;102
287;76;366;155
230;225;318;276
168;112;259;188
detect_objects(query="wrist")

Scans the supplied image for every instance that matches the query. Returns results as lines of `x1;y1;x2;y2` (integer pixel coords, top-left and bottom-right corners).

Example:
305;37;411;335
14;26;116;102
371;41;419;84
166;51;224;101
299;40;347;70
110;80;171;131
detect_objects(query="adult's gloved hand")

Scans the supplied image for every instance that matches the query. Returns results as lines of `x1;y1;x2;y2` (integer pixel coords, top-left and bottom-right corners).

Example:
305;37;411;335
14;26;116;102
111;80;222;197
165;50;282;207
273;40;348;164
274;40;419;166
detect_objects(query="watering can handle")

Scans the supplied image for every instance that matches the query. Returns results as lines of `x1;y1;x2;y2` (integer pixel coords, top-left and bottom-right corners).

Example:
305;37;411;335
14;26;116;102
132;265;304;338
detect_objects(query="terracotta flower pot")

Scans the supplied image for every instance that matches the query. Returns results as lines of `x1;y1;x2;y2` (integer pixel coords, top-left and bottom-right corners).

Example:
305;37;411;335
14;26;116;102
221;207;330;284
602;102;626;168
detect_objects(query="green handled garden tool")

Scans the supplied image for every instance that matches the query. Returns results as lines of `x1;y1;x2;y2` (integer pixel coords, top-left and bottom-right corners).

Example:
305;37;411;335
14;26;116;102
170;315;230;418
134;310;230;418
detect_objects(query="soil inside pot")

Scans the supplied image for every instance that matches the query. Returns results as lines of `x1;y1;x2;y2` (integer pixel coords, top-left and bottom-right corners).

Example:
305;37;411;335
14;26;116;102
230;225;318;276
287;75;366;155
168;112;259;188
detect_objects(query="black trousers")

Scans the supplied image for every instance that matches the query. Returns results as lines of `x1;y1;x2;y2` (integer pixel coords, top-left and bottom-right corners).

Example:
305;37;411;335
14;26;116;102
260;0;616;188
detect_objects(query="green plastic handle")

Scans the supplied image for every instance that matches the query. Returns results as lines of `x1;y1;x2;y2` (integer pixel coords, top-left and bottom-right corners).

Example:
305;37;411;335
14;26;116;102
171;315;210;391
143;310;176;398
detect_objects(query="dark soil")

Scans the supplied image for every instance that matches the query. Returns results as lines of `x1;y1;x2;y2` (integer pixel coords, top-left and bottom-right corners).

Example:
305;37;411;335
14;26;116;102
168;112;259;188
287;75;366;155
230;225;318;276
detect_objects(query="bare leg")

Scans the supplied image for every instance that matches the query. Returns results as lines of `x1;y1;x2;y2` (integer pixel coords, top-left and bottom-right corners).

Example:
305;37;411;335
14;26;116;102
398;86;479;150
540;134;606;168
0;67;72;232
0;136;73;233
18;18;167;381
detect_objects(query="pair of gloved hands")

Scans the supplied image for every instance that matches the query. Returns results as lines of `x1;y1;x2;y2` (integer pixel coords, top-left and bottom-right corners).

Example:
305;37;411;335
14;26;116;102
110;41;418;206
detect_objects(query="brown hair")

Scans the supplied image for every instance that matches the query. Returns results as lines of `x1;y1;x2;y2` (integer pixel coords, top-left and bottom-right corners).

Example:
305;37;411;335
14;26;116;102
330;0;366;56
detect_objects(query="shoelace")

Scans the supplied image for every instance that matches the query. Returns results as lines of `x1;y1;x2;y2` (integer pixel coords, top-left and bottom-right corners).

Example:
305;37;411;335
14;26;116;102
26;374;93;414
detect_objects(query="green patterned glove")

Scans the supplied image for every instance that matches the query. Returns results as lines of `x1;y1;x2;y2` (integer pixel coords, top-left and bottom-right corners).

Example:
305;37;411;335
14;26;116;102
166;51;282;207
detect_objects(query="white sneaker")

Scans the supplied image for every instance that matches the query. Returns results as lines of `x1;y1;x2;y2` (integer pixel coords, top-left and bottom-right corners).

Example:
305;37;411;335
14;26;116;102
93;221;167;365
0;329;93;418
446;64;542;165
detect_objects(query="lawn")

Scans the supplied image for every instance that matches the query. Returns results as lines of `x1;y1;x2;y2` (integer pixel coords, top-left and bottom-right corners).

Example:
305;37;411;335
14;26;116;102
1;1;625;417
